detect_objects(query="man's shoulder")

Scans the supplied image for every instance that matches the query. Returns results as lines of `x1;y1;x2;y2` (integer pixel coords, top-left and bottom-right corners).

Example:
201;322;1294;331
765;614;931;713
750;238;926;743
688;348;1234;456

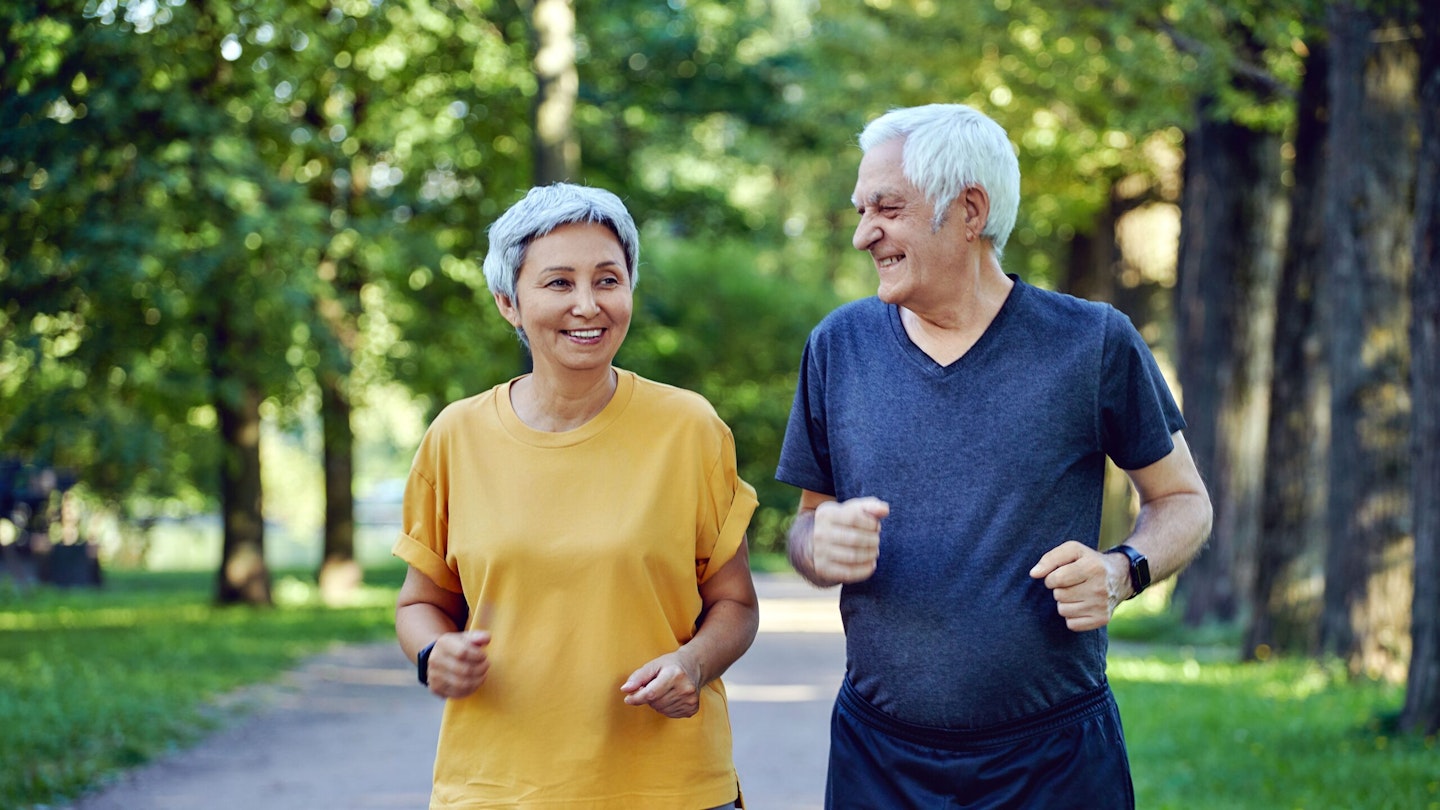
1015;278;1112;317
813;296;887;334
1011;279;1119;336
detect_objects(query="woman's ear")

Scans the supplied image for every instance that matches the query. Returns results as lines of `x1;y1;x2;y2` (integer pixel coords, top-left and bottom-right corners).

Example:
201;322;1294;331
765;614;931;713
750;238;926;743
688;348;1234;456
493;291;521;328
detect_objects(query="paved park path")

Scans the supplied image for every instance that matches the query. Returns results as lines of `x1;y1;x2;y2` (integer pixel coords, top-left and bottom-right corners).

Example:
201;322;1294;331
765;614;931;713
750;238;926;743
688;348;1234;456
63;573;845;810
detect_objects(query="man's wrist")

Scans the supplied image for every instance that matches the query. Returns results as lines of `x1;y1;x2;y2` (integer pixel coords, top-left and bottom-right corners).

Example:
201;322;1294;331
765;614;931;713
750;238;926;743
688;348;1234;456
1103;553;1134;603
1105;544;1150;599
787;513;819;579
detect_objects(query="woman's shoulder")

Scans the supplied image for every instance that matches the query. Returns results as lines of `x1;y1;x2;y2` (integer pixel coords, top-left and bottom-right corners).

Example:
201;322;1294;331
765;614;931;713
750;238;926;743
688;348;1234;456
620;370;728;429
624;370;715;410
426;384;505;435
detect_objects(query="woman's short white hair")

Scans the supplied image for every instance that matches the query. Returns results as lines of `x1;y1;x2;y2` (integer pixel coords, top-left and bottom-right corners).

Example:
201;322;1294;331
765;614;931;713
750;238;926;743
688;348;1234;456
858;104;1020;254
482;183;641;301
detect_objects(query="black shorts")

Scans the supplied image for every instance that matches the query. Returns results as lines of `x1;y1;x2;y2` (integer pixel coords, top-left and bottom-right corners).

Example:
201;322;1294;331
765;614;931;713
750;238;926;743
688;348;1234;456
826;678;1135;810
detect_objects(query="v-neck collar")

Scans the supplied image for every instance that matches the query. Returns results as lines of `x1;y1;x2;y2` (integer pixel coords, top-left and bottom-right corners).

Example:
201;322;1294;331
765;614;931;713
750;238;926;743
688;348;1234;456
886;275;1023;377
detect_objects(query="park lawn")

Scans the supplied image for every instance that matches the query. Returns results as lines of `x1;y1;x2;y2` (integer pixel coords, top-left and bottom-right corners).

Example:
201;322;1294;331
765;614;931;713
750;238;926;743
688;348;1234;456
0;567;405;809
1106;589;1438;810
2;569;1436;810
1112;651;1437;810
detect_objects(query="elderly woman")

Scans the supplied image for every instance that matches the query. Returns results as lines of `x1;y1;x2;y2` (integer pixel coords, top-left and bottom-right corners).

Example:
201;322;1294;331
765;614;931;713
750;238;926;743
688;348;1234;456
393;183;759;810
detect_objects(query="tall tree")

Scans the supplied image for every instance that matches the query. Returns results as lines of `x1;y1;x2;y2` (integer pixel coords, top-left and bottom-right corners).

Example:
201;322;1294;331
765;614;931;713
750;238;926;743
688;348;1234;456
0;5;219;508
1401;0;1440;735
175;0;326;605
1;2;327;605
1318;1;1419;680
1172;88;1284;627
1245;35;1331;659
531;0;578;183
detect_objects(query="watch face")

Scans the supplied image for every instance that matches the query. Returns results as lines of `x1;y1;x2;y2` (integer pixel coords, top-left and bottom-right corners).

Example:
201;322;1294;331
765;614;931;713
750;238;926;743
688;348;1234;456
1111;545;1149;594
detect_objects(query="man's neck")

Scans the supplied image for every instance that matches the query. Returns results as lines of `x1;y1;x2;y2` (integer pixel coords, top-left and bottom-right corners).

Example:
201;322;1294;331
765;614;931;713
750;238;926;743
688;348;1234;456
899;262;1013;366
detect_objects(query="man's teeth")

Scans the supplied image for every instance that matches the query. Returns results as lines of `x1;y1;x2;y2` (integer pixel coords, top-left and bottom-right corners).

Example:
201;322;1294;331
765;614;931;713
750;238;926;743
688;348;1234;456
878;256;902;267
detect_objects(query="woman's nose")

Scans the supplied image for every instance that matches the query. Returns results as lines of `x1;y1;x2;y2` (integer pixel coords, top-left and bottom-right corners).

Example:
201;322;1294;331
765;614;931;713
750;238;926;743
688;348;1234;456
571;288;600;316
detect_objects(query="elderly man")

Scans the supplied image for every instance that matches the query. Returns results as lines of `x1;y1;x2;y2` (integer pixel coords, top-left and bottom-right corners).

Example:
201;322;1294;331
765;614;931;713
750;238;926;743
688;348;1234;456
777;104;1212;809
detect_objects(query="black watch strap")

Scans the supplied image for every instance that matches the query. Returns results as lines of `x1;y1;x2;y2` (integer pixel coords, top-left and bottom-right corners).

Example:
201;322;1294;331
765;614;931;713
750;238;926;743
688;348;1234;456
417;640;437;686
1106;544;1151;598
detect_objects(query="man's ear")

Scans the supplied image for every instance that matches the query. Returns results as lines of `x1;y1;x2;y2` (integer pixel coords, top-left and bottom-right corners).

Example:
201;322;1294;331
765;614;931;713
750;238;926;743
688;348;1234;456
493;291;521;328
961;184;991;238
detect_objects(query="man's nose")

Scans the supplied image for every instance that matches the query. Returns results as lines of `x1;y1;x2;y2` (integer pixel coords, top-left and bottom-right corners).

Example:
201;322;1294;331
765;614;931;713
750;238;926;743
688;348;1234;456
853;217;879;251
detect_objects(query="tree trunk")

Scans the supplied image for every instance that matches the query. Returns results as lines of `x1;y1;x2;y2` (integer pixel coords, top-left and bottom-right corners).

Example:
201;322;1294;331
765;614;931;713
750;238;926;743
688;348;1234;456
531;0;578;184
1060;188;1119;306
1173;99;1284;627
318;371;361;601
1244;40;1331;661
1401;0;1440;735
215;378;271;606
1319;2;1418;682
313;89;369;602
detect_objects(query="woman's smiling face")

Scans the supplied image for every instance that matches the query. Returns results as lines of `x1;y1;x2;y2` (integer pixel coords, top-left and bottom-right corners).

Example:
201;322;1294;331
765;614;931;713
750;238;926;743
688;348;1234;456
494;221;633;379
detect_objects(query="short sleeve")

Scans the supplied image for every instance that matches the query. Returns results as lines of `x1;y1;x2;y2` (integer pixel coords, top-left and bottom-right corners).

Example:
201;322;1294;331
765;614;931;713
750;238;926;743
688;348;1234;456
390;428;463;594
775;336;835;495
695;426;758;584
1099;307;1186;470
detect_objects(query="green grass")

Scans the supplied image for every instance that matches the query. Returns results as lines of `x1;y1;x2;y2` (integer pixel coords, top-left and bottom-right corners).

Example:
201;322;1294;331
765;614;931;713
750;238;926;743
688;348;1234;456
0;566;405;809
1113;651;1438;810
2;568;1436;810
1106;584;1439;810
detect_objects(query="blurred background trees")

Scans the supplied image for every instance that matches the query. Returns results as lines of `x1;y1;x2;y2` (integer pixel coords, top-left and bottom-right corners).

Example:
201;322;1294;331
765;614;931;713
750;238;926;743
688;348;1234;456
1;0;1435;731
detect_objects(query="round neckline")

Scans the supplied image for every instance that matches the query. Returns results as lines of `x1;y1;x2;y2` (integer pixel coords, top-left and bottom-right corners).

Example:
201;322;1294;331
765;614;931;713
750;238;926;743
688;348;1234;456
495;368;635;447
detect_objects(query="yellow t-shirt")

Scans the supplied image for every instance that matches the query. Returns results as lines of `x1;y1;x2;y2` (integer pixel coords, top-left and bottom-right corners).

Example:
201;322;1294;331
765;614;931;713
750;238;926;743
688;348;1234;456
393;369;758;809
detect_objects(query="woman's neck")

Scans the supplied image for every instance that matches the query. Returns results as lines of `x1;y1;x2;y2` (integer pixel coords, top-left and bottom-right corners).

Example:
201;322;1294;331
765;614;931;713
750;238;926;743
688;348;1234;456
510;366;618;432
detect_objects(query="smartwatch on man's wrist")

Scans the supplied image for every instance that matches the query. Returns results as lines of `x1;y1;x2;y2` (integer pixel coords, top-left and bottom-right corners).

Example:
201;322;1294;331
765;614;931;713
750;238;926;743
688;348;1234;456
417;640;437;686
1106;544;1150;599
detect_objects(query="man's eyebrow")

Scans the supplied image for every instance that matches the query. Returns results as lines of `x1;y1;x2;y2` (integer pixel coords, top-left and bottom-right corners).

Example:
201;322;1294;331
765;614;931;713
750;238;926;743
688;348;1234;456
854;191;898;210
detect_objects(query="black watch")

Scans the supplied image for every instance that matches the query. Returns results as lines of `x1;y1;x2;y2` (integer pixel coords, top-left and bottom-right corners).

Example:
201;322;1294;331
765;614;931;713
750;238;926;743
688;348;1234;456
417;640;437;686
1106;544;1150;598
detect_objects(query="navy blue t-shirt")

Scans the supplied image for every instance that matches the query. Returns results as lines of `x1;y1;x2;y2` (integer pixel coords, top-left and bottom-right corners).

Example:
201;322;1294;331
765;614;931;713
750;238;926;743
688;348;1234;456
776;277;1184;729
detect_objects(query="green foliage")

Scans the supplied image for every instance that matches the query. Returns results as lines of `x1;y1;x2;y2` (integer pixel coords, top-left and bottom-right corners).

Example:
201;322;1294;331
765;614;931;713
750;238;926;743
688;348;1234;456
0;568;402;809
0;0;1337;609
